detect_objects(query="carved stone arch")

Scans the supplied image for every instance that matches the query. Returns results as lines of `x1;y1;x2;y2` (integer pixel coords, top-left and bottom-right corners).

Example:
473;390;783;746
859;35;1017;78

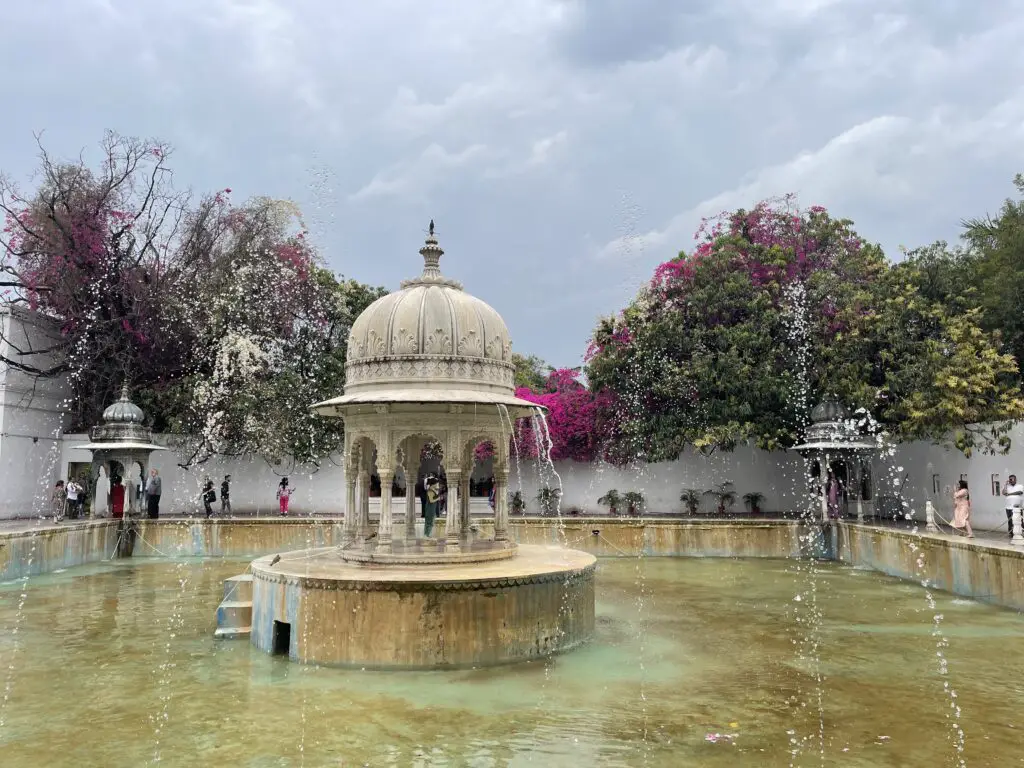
349;433;379;474
462;431;503;473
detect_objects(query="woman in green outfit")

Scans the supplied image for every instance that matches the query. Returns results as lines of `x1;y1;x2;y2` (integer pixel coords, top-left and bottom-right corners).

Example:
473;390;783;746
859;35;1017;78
424;477;440;537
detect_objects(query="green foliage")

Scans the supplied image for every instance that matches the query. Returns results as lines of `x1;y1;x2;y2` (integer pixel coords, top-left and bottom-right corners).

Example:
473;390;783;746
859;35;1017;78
705;482;736;514
511;353;548;391
742;491;765;511
536;486;561;515
622;491;645;515
510;490;525;515
597;489;621;513
680;488;702;514
961;173;1024;366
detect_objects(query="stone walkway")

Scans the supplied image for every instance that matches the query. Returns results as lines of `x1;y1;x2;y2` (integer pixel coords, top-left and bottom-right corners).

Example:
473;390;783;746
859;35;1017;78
857;517;1024;554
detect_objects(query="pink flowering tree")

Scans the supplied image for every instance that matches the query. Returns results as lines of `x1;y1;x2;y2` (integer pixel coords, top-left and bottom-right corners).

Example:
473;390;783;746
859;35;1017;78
467;369;620;467
586;196;1022;457
586;197;879;458
0;132;189;428
510;368;620;463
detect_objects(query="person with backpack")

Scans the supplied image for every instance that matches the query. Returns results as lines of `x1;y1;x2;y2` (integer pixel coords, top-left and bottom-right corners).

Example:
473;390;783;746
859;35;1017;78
202;478;216;518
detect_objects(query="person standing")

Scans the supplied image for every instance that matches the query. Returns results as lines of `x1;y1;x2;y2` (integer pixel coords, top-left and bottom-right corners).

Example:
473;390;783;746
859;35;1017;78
65;478;82;520
826;474;842;520
202;478;216;518
277;477;293;516
145;469;162;519
1003;474;1024;537
94;466;110;518
952;480;974;539
221;475;232;515
51;480;67;523
423;477;440;537
110;476;125;519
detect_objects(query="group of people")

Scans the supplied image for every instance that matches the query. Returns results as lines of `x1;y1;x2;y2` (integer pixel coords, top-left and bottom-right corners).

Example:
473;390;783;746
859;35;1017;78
51;469;164;522
948;473;1024;540
200;475;233;518
50;478;85;522
49;467;502;524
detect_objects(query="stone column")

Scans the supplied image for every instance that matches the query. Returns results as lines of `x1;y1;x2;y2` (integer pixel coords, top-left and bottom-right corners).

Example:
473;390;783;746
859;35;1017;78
494;471;509;542
445;472;462;550
378;470;394;550
460;475;471;538
343;475;357;544
1012;508;1024;547
404;438;422;541
357;469;370;536
820;454;830;523
854;460;865;523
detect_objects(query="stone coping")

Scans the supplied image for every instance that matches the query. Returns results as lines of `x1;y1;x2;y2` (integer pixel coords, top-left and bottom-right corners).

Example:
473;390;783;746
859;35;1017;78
0;515;813;538
840;520;1024;559
250;544;597;592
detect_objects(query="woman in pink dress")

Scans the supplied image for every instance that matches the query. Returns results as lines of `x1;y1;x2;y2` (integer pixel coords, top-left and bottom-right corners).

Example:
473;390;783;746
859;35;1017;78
952;480;974;538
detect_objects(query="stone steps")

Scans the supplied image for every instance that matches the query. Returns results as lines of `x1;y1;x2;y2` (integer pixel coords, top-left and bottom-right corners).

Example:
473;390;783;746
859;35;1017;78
215;574;253;640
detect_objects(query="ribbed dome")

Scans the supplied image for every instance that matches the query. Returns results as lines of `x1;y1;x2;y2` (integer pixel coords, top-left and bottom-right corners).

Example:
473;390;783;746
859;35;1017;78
102;385;145;424
810;399;848;424
343;228;515;395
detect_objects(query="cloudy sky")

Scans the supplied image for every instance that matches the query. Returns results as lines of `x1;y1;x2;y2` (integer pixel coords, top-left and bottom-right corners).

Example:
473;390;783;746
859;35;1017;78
2;0;1022;367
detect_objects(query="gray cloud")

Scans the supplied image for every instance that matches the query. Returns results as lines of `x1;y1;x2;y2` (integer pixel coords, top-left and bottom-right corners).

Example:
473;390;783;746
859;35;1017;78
1;0;1022;369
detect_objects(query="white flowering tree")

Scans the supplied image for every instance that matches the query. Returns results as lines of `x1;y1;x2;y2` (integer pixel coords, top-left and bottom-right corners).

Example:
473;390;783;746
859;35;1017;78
150;196;386;467
1;133;386;466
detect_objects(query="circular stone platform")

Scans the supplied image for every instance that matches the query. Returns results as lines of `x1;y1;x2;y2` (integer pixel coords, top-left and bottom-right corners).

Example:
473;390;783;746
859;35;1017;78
249;544;597;669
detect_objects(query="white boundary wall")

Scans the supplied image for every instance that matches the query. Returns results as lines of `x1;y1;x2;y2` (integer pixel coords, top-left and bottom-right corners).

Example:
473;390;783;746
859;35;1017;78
0;308;70;518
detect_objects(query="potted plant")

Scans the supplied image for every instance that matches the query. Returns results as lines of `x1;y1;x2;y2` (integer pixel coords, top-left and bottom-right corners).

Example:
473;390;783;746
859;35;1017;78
623;491;645;516
510;490;525;516
597;489;622;515
680;488;702;515
743;491;765;515
536;487;561;516
705;482;736;516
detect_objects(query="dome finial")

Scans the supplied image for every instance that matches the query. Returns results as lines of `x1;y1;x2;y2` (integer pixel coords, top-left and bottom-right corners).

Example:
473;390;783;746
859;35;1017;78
420;222;443;279
120;381;131;401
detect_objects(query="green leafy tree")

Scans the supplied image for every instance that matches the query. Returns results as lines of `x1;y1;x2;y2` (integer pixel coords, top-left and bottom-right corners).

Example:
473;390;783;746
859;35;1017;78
868;261;1023;454
511;352;548;391
960;173;1024;366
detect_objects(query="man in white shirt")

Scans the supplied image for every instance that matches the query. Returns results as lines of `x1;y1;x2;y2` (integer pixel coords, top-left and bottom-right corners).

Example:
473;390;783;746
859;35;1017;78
65;479;82;520
1002;474;1023;537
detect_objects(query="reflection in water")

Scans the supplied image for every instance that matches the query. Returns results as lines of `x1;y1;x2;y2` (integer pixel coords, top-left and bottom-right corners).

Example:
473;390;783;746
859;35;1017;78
1;557;1022;766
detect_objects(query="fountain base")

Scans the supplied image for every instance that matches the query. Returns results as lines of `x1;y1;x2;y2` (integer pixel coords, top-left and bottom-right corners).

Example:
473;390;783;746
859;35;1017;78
248;544;596;668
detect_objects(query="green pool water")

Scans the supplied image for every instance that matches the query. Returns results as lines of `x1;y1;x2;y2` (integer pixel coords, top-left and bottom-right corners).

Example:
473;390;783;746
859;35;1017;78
1;556;1022;766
